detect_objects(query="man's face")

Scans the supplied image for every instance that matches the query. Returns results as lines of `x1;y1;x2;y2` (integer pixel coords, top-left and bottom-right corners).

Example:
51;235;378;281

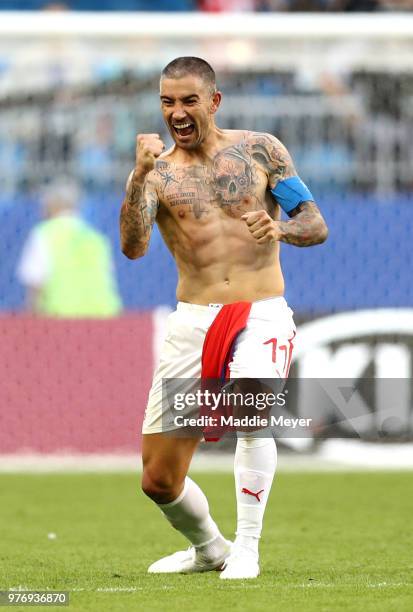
160;75;220;150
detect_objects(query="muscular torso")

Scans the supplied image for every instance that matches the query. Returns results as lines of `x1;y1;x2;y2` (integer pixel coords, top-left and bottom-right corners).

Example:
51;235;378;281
151;130;286;305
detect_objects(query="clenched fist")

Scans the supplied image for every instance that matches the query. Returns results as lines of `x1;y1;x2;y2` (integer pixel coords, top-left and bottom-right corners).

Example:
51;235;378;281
241;210;281;245
135;133;165;175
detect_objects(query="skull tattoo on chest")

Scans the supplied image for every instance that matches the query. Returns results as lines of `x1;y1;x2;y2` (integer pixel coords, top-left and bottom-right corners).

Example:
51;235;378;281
212;145;255;206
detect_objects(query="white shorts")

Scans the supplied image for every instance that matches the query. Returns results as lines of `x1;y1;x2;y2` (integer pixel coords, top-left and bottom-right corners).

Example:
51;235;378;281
142;296;296;434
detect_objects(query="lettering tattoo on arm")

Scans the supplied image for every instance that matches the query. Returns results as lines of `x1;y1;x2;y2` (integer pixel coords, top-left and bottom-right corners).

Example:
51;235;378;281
120;170;159;259
277;201;328;247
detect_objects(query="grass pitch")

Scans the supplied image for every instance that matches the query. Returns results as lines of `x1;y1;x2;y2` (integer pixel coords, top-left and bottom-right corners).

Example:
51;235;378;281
1;470;412;611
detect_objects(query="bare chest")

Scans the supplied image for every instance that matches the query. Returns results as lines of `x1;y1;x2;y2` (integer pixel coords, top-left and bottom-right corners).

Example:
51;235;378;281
156;144;271;221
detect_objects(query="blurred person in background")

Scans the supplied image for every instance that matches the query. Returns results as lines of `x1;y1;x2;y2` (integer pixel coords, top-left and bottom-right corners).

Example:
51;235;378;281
16;180;122;317
41;2;70;10
331;0;380;9
198;0;255;9
77;114;115;190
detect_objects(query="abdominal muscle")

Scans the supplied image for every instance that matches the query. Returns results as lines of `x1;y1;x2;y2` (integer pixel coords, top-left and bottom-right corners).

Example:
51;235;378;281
159;214;285;305
176;264;285;305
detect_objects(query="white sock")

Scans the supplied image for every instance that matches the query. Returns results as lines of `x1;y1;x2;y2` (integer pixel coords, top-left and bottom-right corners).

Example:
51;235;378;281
234;433;277;556
157;477;226;556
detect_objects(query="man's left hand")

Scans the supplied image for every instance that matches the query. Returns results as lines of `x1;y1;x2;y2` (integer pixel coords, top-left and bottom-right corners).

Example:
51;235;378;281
241;211;280;245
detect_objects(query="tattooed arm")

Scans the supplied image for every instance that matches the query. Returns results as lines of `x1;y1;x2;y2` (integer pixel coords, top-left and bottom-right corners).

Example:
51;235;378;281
120;133;164;259
277;201;328;247
247;133;328;247
120;170;159;259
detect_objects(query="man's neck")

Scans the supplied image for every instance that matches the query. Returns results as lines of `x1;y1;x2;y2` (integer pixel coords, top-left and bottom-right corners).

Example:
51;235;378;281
173;125;226;164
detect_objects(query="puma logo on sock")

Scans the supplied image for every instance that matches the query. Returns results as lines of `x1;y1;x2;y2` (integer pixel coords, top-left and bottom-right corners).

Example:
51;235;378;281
241;487;264;502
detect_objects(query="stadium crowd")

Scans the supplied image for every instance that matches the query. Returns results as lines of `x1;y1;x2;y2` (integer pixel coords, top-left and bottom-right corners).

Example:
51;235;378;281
1;0;412;12
1;65;411;196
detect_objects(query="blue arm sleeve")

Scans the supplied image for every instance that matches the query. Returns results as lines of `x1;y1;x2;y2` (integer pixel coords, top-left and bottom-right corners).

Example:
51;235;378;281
270;176;314;215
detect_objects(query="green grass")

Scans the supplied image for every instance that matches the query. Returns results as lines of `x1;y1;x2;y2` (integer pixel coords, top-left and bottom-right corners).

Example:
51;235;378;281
1;471;412;611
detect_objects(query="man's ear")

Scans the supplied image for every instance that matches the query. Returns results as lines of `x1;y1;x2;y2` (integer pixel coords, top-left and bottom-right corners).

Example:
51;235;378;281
210;90;222;114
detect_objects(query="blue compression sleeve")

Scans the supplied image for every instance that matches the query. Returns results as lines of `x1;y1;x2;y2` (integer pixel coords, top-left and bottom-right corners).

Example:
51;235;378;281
270;176;314;215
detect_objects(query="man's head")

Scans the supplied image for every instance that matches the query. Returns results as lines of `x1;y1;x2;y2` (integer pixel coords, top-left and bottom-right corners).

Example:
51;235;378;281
160;57;221;150
41;180;80;219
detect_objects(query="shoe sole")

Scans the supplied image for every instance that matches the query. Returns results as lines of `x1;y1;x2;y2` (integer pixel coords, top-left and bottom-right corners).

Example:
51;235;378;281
220;569;260;580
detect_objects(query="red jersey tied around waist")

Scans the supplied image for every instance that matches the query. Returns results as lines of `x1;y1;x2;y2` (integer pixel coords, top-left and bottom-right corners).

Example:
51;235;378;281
201;302;252;441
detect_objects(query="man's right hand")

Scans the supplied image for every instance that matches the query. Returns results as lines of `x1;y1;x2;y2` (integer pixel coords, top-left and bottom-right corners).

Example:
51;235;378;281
135;134;165;175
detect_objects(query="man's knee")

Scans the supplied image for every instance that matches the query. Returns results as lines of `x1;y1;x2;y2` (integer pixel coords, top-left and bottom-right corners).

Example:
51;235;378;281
141;467;182;504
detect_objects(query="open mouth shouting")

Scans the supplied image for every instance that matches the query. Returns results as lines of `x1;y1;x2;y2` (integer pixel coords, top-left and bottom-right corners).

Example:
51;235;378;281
172;122;195;138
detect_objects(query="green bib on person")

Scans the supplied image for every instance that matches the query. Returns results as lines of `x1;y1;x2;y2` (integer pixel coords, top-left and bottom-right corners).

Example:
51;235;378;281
37;216;122;317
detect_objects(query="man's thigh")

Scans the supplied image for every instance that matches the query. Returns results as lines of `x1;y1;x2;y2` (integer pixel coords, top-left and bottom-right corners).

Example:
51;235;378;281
143;306;213;434
142;433;201;485
227;298;296;431
229;297;296;380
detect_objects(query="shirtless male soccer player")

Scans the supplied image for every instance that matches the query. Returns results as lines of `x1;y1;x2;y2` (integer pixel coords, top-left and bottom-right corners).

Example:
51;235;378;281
120;57;328;580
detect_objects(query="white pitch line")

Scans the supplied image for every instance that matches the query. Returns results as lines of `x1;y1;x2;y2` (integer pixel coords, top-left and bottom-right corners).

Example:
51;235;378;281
65;582;411;592
2;447;413;473
96;587;143;592
9;582;410;595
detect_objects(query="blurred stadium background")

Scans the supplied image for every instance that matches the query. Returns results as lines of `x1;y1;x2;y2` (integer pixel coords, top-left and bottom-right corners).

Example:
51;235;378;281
0;2;413;468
